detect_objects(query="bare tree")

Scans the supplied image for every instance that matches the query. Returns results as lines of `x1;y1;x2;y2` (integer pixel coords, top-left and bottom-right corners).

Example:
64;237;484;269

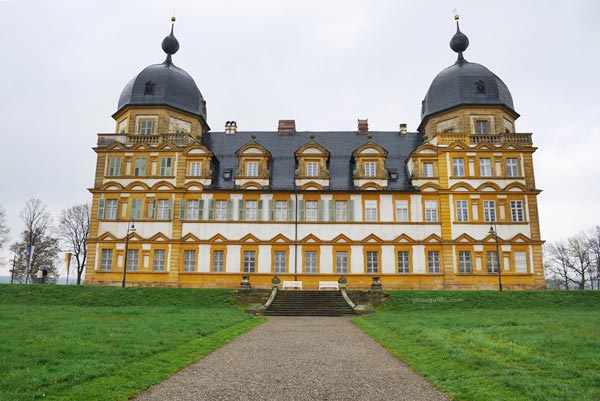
0;205;9;250
546;241;572;289
585;225;600;290
9;199;60;283
57;204;90;285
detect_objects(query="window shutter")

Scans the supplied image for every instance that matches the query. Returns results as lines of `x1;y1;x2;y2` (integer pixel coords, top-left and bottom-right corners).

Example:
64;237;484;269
348;200;354;222
268;200;274;221
298;200;305;221
199;199;204;221
179;199;186;221
97;198;105;220
328;200;334;221
287;200;294;221
208;199;214;220
168;198;173;219
317;200;324;221
226;199;233;220
258;200;264;221
238;200;244;221
148;199;156;219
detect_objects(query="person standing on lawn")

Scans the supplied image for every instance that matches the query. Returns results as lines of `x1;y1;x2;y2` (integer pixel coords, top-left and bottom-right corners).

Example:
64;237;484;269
41;266;48;284
36;268;43;284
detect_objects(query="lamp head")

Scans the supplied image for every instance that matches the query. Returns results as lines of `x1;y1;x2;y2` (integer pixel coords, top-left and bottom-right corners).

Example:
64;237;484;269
130;220;136;232
488;225;495;235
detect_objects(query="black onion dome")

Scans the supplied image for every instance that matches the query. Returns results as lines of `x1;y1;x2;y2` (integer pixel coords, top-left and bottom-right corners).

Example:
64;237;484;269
420;20;516;125
115;19;207;120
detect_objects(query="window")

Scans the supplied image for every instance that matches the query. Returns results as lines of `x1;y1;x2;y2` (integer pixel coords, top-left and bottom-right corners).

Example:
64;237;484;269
428;251;440;273
134;158;146;176
186;200;200;220
476;120;488;135
183;250;196;272
397;251;410;273
215;200;227;221
453;158;465;177
213;250;224;272
366;251;379;273
140;119;153;135
100;249;113;271
396;200;409;222
515;251;528;273
511;200;524;222
245;200;258;221
336;251;348;274
506;158;519;177
483;200;496;222
246;162;259;177
105;199;118;220
423;163;434;177
306;162;319;177
425;200;438;222
274;251;286;273
487;251;499;273
157;199;171;220
305;251;317;273
107;157;122;176
243;251;256;273
456;200;469;222
364;162;376;178
189;162;202;177
479;158;492;177
459;251;472;273
275;201;288;222
335;201;348;222
153;250;165;272
160;157;172;176
130;199;143;220
365;200;378;222
305;201;318;222
126;249;139;272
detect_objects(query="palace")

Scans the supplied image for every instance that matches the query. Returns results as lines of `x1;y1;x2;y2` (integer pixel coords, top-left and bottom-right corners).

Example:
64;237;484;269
85;17;545;289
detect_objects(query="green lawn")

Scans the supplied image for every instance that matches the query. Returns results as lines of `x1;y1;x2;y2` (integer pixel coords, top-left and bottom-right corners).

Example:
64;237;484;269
0;285;263;401
354;291;600;401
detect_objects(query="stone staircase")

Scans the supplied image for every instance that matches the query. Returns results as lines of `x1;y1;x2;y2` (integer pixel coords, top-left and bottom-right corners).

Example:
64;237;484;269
264;290;356;316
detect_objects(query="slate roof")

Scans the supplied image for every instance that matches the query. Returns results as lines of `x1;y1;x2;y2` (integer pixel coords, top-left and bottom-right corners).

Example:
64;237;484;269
202;131;423;191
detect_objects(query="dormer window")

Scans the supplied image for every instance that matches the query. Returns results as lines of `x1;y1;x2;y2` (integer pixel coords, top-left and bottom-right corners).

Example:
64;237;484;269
144;81;155;95
475;80;486;94
246;162;259;177
423;163;434;178
306;162;319;177
365;162;377;178
476;120;488;135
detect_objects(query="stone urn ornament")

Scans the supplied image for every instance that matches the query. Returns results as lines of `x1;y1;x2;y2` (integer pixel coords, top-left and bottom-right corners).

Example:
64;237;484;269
240;275;251;289
370;276;382;291
337;275;348;288
271;275;281;288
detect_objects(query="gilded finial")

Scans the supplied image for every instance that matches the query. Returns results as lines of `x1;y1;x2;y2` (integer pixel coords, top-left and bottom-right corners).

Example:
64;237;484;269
171;16;176;23
453;7;459;20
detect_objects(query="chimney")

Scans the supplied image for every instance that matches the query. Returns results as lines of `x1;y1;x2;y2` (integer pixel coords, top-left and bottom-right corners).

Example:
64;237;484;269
399;123;407;134
358;119;369;134
225;121;237;134
278;120;296;135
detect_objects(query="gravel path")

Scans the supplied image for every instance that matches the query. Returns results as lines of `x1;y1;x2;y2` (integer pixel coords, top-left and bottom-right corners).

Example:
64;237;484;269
134;317;450;401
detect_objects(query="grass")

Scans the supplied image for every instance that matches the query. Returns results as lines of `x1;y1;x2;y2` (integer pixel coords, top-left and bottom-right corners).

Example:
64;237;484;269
354;291;600;401
0;284;264;401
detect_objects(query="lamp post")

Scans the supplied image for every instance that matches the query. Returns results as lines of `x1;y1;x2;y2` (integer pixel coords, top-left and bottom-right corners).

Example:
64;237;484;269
121;219;136;288
488;218;503;292
65;252;72;285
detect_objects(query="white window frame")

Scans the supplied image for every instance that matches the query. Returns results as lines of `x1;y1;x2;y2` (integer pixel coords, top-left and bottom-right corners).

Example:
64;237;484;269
153;250;165;272
397;251;410;273
274;251;287;274
483;200;496;223
127;249;139;272
425;200;438;222
213;250;224;272
479;158;492;177
365;200;378;222
160;157;173;176
428;251;440;273
105;199;118;220
215;200;228;221
187;200;200;220
453;158;465;177
515;251;528;273
304;251;317;274
243;251;256;273
476;120;489;135
336;251;348;274
133;157;146;176
100;249;113;271
189;162;202;177
423;162;434;178
305;200;318;222
364;162;376;178
140;119;153;135
456;200;469;222
487;251;499;273
107;157;122;177
130;199;143;220
506;158;519;177
184;250;196;272
395;200;409;222
306;162;319;177
510;200;524;222
335;201;348;222
246;162;259;177
366;251;379;274
275;201;288;222
245;200;258;221
459;251;472;274
157;199;170;220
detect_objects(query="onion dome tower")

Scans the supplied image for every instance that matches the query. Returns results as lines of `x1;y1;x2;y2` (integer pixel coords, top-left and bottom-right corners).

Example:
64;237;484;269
113;17;209;136
418;16;518;138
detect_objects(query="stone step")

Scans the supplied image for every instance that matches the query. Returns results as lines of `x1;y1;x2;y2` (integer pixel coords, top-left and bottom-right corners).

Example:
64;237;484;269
266;289;355;316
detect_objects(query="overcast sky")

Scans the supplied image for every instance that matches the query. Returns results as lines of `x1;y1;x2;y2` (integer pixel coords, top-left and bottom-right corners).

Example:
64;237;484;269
1;0;599;275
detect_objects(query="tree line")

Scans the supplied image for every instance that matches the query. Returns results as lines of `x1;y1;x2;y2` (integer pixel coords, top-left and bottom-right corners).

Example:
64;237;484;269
545;226;600;290
0;199;90;285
